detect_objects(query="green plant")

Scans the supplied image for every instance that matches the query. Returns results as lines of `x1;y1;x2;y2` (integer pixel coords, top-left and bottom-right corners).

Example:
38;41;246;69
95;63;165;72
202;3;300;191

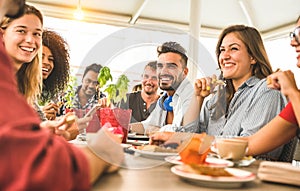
97;66;130;106
64;75;77;108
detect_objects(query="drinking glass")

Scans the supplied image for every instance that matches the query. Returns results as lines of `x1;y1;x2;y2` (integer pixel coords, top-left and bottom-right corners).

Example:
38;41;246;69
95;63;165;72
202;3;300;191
73;109;88;141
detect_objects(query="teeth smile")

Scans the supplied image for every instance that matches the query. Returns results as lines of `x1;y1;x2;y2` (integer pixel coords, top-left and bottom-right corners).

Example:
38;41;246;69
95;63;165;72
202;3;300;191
21;47;34;52
224;63;234;67
42;68;49;72
161;77;171;81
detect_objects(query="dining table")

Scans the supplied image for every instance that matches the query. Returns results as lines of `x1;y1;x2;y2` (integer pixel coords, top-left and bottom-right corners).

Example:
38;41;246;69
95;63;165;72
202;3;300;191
70;134;299;191
91;152;300;191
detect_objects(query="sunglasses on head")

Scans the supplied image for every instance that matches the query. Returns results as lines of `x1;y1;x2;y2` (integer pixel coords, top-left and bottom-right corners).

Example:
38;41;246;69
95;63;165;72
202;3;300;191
290;26;300;45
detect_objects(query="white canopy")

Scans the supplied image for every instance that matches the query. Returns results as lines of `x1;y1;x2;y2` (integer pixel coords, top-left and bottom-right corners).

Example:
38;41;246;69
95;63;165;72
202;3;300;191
27;0;300;40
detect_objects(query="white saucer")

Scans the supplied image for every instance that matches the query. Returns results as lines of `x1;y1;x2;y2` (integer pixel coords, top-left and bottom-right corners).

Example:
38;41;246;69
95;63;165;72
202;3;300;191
165;156;234;167
171;165;255;188
132;149;178;160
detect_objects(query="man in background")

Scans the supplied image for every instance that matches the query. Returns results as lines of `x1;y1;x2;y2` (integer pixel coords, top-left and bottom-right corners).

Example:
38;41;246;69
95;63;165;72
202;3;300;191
131;41;194;134
72;63;105;109
121;61;159;123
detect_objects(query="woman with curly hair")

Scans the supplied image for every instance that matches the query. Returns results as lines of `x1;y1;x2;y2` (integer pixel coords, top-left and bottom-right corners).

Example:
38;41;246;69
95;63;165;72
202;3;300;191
41;29;70;120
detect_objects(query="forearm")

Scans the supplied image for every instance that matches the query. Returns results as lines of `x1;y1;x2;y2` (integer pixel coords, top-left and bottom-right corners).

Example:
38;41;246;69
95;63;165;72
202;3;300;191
246;116;297;156
182;94;204;126
80;147;110;183
85;128;124;183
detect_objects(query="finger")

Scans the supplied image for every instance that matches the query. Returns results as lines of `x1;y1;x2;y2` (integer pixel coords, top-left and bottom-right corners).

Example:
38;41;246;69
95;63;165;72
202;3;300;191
99;98;108;108
46;114;56;121
266;76;272;85
54;115;69;128
267;81;281;90
195;78;203;87
40;120;55;132
55;129;71;140
150;132;169;141
102;99;108;108
205;77;213;91
58;123;68;131
50;104;59;111
43;106;58;115
106;165;119;173
65;114;76;125
211;74;217;83
43;104;52;111
78;116;92;124
198;78;209;91
266;75;281;90
44;109;56;115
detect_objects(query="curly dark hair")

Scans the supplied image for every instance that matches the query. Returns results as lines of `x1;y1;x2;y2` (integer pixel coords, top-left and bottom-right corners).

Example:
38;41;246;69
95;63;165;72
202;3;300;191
41;29;70;102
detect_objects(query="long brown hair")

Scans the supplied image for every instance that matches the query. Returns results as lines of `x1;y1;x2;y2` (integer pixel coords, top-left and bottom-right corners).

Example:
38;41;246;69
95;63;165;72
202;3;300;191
0;4;43;105
215;25;273;112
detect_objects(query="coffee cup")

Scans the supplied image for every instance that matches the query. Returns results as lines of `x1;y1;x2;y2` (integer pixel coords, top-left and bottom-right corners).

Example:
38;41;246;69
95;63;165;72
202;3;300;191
216;138;248;161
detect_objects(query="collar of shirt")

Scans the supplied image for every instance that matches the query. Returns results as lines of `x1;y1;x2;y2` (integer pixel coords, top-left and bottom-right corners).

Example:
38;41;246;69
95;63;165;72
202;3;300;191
237;76;260;90
72;85;98;109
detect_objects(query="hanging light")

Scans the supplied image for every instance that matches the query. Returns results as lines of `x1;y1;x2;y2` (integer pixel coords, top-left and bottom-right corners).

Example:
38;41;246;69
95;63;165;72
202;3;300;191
73;0;84;20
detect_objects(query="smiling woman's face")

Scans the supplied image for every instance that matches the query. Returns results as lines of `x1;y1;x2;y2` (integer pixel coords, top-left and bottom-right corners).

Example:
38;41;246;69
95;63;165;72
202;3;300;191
2;13;42;70
218;32;256;87
42;45;54;80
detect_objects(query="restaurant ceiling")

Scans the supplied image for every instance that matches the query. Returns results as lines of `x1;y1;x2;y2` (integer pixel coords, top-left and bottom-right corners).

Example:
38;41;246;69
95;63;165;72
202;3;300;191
27;0;300;40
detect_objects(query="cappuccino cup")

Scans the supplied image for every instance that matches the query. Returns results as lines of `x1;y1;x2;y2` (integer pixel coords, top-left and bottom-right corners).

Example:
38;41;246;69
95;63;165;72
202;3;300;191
216;138;248;161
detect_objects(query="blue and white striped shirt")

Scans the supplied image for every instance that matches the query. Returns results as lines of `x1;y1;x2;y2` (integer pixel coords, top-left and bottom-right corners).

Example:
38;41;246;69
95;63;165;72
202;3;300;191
199;76;287;137
184;76;288;160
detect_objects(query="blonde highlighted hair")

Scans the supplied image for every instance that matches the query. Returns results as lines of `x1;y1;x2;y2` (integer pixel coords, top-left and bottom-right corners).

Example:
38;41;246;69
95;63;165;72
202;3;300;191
0;4;43;105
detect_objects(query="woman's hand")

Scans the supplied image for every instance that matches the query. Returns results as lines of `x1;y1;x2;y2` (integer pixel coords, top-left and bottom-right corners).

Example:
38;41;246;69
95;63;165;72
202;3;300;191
43;102;59;120
194;75;221;98
267;70;299;98
40;112;79;140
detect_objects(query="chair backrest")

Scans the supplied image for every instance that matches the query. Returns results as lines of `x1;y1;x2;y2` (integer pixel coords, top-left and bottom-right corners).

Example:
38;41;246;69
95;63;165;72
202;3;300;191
292;139;300;166
278;137;298;162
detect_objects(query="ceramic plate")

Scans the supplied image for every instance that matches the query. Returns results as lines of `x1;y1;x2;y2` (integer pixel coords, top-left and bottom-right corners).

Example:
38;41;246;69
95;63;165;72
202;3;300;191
132;149;178;160
127;133;137;137
126;139;149;146
121;143;132;148
234;157;256;167
165;156;234;167
171;165;256;188
127;134;149;140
